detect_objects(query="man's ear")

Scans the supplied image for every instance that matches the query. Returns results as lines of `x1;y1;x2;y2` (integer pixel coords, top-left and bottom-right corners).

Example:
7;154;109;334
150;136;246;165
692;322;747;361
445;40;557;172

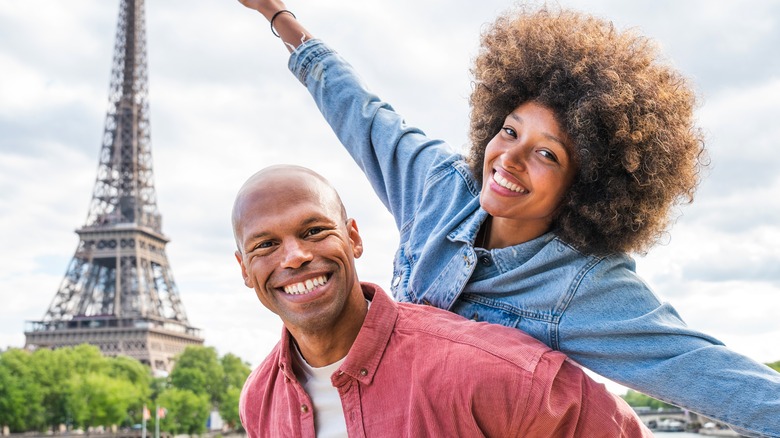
235;250;252;288
347;218;363;259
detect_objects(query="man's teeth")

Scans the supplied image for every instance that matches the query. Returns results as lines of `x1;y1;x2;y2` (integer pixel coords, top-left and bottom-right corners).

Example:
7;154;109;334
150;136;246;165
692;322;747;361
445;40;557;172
493;173;527;193
283;275;328;295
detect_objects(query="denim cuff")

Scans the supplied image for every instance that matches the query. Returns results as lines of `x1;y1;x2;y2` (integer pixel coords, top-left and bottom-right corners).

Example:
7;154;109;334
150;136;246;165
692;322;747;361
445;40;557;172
288;38;335;85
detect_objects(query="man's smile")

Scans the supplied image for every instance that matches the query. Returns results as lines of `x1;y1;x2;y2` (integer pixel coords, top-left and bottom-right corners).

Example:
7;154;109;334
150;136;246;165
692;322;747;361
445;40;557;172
281;274;331;295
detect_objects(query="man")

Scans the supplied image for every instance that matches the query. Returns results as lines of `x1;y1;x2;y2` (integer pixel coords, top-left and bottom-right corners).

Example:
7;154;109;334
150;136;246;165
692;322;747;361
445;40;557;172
233;165;650;437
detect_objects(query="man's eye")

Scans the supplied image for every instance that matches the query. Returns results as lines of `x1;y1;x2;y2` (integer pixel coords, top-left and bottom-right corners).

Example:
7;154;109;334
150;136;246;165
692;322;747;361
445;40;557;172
256;241;274;250
306;227;325;237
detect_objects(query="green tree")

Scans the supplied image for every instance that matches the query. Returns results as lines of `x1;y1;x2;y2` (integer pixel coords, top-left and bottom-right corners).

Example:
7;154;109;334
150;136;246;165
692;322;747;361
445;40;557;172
109;355;152;389
0;349;46;432
621;389;677;409
28;345;108;429
2;344;254;433
219;386;243;431
219;353;251;430
221;353;251;390
107;355;152;425
157;388;210;435
67;373;141;429
169;346;224;406
767;361;780;373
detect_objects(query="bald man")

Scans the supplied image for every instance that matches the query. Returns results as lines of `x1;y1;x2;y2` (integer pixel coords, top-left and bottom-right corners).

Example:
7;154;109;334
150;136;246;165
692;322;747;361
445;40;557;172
233;165;650;437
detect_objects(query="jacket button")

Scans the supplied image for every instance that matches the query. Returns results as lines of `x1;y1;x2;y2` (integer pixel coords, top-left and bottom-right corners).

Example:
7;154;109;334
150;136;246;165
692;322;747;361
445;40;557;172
480;255;492;266
359;368;368;376
301;404;309;413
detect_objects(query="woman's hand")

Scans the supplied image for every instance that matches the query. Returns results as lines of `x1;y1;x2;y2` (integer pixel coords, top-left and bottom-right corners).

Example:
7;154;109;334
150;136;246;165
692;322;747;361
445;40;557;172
236;0;287;19
235;0;312;51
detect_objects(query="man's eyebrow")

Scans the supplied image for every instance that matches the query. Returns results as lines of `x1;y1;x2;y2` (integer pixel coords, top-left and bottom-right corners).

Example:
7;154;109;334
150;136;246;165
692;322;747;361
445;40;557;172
244;230;271;248
301;216;326;226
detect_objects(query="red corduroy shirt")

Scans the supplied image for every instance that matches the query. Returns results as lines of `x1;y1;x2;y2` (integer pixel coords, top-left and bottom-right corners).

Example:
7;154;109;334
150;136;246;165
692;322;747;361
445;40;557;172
239;283;650;437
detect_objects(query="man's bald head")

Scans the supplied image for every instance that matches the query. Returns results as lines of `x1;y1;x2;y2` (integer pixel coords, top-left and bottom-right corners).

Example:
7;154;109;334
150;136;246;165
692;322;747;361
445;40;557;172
232;165;347;251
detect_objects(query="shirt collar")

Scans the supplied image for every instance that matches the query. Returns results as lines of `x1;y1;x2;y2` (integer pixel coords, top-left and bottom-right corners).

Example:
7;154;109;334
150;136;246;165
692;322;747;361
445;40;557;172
336;283;396;386
277;282;397;386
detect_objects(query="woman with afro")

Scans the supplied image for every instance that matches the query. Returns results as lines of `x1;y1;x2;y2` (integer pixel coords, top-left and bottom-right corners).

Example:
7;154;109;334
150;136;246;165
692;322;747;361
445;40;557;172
237;0;780;434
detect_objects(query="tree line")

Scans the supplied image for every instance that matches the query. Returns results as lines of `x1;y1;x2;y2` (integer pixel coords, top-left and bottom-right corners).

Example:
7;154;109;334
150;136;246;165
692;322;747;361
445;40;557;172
0;345;251;435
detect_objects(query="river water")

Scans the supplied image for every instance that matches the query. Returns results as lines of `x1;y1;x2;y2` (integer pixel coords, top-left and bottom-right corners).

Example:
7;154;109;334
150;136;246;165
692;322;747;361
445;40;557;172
653;433;710;437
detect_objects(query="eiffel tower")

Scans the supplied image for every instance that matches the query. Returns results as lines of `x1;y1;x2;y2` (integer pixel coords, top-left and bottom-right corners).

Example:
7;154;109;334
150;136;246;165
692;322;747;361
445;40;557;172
24;0;203;374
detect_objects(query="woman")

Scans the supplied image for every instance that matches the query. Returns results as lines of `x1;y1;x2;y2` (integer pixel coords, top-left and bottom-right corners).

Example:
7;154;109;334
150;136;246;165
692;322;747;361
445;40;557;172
236;0;780;435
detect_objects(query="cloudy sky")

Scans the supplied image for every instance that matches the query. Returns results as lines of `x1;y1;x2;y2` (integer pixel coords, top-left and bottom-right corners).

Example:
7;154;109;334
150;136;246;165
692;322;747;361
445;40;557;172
1;0;779;393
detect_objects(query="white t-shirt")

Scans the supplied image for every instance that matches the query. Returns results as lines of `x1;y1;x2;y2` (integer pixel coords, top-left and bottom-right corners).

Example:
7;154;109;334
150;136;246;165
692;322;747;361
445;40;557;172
293;346;347;438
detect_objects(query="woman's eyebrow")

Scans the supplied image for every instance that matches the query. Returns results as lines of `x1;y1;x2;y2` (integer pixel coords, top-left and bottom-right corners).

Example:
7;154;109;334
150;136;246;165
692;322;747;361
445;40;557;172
509;113;566;148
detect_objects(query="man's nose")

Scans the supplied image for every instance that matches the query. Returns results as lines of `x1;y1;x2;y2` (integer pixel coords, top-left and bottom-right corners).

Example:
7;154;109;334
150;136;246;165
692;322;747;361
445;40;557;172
280;238;313;269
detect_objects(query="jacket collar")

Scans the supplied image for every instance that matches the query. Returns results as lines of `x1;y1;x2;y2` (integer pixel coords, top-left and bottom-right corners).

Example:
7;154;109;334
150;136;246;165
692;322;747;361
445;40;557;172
447;201;488;245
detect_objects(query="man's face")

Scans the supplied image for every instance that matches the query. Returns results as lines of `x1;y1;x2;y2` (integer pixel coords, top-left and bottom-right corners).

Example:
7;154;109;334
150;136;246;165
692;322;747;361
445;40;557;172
234;171;363;335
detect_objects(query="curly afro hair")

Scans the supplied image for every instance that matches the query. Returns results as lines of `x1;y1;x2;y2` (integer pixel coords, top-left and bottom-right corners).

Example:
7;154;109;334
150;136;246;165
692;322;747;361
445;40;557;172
468;5;707;255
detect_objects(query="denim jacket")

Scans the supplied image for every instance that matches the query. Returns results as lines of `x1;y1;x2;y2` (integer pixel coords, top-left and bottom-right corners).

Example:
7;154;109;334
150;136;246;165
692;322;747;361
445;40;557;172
289;39;780;436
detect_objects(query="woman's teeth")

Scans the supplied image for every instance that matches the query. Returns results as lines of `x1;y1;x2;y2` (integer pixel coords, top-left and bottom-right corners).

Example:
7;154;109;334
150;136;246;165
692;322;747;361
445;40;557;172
493;172;527;193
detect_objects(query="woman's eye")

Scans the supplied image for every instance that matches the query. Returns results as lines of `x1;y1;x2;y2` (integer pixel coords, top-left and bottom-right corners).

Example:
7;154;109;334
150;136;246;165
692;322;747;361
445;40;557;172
501;126;517;138
538;149;559;163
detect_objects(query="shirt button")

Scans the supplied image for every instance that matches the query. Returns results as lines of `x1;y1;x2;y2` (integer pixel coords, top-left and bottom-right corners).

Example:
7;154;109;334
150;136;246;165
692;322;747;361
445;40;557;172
392;275;401;287
301;404;309;413
359;368;368;376
480;255;492;266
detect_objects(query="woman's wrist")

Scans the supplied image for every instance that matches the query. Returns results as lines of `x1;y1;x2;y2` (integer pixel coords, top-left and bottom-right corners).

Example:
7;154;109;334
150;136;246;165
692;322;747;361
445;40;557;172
270;10;296;37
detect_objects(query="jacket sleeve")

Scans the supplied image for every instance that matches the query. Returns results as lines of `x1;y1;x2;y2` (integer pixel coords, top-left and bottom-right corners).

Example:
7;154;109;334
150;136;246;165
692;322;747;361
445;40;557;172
558;256;780;437
288;39;458;230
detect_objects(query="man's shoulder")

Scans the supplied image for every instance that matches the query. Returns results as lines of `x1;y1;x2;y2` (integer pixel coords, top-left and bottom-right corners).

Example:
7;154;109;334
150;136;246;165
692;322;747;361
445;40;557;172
394;301;558;373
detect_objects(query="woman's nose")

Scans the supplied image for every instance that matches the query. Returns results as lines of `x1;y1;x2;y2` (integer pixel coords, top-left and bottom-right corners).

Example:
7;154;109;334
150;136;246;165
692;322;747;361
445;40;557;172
502;144;529;172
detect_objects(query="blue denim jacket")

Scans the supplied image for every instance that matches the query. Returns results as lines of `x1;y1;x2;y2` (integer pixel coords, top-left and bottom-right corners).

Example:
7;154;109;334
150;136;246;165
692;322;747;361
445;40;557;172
289;39;780;436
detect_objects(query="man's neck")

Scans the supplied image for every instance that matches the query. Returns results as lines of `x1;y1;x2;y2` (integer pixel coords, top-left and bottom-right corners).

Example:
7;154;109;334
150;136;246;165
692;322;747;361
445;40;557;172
289;292;369;367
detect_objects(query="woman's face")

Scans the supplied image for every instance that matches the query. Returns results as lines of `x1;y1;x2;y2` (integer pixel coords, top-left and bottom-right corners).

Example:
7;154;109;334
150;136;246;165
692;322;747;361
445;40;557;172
480;102;577;237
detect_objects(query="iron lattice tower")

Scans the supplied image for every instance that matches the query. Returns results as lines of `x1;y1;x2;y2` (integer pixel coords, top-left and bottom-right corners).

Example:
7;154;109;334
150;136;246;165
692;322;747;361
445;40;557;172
25;0;203;373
